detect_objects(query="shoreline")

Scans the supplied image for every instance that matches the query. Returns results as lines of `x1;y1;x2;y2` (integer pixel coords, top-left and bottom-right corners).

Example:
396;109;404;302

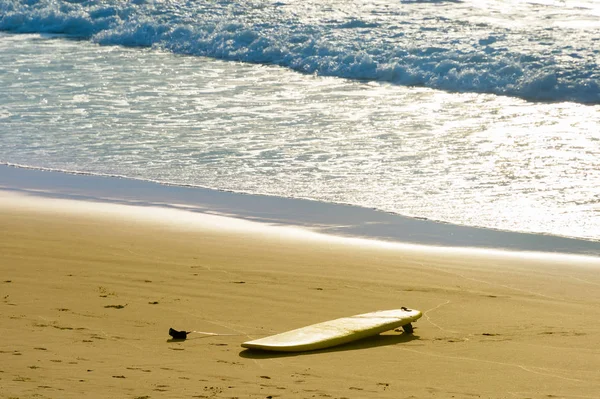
2;164;599;257
2;187;599;398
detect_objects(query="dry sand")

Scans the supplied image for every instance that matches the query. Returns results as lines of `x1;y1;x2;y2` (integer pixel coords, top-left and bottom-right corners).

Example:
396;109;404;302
1;193;599;399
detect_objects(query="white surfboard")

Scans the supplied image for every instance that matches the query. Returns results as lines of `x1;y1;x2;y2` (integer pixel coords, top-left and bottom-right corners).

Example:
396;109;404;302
241;307;421;352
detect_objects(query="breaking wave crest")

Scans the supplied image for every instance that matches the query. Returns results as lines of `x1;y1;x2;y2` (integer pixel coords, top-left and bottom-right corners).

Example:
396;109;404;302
1;0;599;103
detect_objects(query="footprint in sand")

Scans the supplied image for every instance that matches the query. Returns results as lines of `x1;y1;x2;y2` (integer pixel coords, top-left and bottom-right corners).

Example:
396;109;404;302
104;304;127;309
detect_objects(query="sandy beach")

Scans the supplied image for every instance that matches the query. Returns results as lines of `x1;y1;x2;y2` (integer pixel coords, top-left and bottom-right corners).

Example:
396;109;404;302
2;191;600;399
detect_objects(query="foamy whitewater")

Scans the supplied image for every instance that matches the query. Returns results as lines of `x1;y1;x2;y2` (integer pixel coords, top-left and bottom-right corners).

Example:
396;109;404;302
1;0;599;241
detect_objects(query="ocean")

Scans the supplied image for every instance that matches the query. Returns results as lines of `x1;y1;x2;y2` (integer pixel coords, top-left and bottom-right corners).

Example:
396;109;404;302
1;0;599;243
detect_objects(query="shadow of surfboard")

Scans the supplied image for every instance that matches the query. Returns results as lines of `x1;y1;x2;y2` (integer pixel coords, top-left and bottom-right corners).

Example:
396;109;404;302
238;332;419;358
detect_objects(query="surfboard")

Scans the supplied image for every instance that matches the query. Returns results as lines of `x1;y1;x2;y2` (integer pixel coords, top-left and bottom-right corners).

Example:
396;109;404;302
241;307;421;352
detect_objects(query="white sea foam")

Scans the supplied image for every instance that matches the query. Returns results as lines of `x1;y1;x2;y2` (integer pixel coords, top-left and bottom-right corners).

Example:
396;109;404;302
1;0;599;103
1;33;599;241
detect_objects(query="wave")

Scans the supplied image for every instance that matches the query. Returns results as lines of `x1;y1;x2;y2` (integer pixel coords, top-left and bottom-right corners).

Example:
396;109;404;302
1;0;599;104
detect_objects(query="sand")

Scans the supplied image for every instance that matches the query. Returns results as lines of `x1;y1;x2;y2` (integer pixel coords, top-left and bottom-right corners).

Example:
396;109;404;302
3;164;599;256
1;192;600;399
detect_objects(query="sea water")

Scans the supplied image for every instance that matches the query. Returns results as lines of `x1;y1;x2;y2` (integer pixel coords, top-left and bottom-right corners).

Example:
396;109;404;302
1;0;599;241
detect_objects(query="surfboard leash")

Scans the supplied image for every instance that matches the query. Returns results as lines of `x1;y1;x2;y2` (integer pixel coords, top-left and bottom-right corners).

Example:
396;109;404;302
168;328;248;340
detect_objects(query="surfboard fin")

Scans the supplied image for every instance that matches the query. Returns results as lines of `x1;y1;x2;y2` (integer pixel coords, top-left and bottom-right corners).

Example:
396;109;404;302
402;323;414;334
